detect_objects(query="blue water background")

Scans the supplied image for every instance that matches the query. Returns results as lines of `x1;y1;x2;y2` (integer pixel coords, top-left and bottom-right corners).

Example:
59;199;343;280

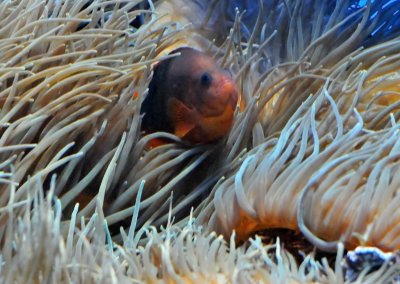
226;0;400;47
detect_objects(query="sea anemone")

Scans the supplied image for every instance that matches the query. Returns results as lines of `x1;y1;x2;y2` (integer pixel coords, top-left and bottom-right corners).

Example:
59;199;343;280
1;0;400;283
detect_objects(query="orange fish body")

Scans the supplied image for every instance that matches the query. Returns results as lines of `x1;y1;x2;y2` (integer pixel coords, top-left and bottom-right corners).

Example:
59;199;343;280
141;48;238;145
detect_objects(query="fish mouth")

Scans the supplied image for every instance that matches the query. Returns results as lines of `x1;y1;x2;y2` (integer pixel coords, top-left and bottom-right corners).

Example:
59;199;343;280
199;77;238;116
220;78;239;109
217;77;238;105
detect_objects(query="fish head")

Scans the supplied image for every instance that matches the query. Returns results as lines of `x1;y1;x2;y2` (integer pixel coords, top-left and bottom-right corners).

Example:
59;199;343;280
165;48;239;143
167;48;238;115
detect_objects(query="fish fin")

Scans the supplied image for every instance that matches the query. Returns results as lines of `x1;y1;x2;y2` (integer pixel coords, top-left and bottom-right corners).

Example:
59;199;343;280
167;97;196;138
175;122;195;138
146;138;170;149
238;93;246;112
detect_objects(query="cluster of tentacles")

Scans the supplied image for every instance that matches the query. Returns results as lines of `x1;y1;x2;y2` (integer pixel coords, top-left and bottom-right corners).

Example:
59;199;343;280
1;0;400;283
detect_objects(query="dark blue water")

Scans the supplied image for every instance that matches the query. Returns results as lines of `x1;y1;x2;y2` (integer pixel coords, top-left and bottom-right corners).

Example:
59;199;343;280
350;0;400;46
221;0;399;42
210;0;400;66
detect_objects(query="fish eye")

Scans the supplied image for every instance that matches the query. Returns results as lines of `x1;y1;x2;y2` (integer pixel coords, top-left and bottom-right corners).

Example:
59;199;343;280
200;72;212;88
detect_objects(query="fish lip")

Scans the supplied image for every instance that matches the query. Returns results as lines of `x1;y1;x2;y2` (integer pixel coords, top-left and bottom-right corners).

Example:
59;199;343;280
197;77;238;116
216;76;234;90
218;78;239;108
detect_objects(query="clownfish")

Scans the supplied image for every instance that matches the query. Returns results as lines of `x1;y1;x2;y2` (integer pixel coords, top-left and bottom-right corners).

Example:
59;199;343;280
141;47;238;145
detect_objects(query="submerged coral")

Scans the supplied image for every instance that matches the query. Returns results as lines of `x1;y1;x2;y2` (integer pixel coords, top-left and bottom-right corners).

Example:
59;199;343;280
1;0;400;283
